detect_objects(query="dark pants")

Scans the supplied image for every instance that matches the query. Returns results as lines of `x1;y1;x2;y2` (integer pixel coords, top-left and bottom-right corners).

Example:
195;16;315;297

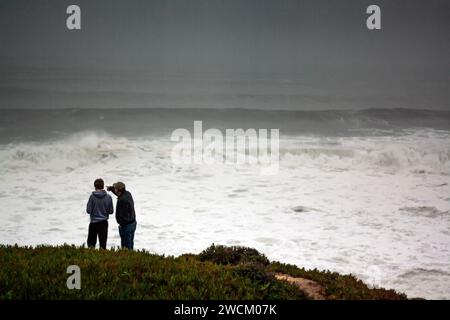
119;221;136;250
87;220;108;249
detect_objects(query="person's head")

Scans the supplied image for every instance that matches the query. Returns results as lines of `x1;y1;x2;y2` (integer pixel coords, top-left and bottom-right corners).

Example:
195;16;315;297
94;178;104;191
113;181;126;195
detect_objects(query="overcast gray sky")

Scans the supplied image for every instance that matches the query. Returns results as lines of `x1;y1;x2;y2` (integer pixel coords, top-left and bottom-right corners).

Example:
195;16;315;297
0;0;449;110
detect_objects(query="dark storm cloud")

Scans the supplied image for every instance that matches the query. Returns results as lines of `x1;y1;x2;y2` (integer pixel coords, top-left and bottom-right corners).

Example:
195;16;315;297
0;0;449;109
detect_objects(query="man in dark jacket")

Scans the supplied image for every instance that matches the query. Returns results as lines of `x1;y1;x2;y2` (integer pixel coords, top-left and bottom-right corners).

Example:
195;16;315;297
107;181;137;250
86;178;113;249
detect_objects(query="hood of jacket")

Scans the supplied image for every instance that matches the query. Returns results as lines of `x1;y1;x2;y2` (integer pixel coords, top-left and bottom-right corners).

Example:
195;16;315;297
92;190;107;198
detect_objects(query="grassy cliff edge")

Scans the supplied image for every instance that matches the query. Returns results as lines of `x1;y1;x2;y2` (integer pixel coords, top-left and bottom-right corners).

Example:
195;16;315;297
0;244;407;300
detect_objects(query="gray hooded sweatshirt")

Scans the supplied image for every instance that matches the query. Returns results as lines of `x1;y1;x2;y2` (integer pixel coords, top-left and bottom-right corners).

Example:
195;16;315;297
86;190;114;223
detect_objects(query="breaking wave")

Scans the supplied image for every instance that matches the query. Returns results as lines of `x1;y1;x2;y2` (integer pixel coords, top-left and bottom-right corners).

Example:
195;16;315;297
1;129;449;175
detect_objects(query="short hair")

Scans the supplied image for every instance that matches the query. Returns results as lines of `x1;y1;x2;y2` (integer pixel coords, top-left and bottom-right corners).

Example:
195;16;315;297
113;181;126;192
94;178;104;190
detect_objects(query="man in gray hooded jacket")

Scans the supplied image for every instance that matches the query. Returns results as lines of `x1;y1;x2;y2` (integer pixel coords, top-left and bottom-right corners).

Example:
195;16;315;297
86;178;113;249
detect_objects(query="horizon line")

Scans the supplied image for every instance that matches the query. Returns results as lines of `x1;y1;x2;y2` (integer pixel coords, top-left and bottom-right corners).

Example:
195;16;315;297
1;107;449;112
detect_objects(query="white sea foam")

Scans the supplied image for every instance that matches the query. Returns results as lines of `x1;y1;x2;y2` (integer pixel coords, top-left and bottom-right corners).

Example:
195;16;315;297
0;129;449;299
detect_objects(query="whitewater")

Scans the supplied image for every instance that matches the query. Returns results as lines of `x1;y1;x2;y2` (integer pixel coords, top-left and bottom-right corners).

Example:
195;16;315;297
0;108;449;299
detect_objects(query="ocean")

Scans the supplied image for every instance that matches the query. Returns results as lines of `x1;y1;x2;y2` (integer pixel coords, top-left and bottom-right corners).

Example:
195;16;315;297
0;107;449;299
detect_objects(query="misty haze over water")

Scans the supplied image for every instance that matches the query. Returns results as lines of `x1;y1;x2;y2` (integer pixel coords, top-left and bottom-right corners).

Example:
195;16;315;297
0;0;449;111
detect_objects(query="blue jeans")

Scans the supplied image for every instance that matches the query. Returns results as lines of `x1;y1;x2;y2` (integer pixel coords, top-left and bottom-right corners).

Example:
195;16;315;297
118;221;136;250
